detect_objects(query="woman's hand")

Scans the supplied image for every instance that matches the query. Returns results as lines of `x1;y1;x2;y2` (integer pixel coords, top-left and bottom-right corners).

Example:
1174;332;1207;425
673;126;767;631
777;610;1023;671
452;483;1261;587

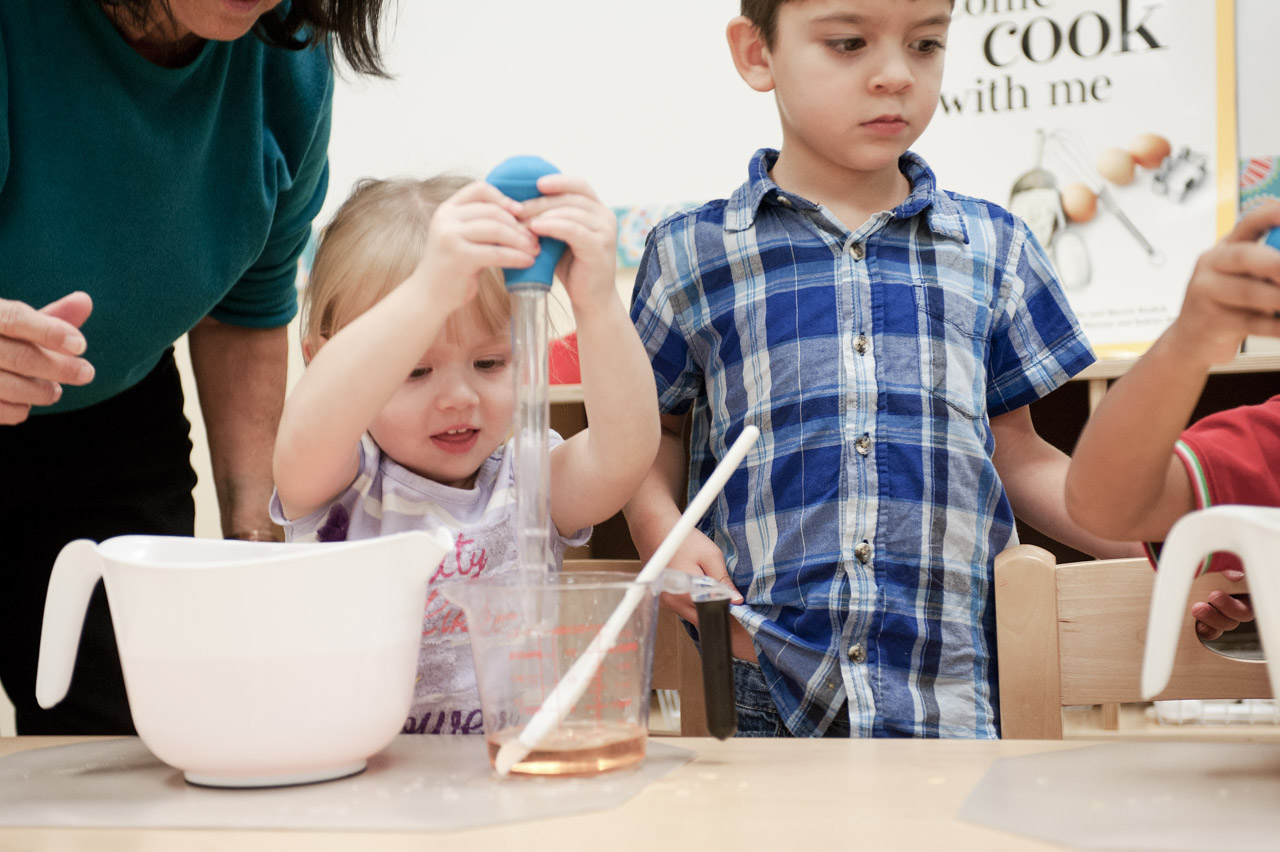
0;292;95;424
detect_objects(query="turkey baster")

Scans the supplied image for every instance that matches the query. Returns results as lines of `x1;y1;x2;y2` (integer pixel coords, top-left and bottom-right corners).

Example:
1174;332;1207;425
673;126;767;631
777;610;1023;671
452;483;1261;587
486;156;566;576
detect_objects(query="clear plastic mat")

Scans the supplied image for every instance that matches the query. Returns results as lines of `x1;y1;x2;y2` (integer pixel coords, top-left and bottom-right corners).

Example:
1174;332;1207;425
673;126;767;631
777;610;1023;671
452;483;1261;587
0;735;693;832
960;741;1280;851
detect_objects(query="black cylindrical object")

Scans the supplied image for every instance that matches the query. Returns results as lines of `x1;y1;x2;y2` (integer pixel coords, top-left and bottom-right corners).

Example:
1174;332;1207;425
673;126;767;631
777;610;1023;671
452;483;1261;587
694;598;737;739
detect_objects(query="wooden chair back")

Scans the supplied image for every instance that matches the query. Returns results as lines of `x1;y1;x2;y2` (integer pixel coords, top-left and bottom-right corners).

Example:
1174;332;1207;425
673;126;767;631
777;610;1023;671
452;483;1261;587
562;559;709;736
994;543;1271;739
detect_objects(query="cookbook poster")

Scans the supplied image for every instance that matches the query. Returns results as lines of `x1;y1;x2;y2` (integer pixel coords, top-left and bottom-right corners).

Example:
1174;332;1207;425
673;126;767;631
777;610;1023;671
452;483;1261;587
915;0;1237;359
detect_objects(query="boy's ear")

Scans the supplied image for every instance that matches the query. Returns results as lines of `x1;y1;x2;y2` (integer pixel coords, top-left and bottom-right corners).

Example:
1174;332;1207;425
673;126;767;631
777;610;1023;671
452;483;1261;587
726;15;775;93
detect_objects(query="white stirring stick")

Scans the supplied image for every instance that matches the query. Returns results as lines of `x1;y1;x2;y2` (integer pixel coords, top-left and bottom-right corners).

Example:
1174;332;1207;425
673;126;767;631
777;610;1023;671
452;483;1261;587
494;424;760;775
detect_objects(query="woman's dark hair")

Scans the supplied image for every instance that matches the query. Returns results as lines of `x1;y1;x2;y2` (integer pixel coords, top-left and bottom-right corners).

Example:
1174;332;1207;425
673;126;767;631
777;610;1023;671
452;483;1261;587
98;1;392;77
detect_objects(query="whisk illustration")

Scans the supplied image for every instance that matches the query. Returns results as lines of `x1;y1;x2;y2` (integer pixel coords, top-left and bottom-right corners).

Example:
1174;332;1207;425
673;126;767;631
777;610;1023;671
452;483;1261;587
1044;128;1163;265
1009;129;1091;291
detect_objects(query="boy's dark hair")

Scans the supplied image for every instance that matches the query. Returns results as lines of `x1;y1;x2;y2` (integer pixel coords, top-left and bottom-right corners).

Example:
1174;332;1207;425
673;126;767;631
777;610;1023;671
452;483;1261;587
741;0;954;49
740;0;786;48
98;0;392;76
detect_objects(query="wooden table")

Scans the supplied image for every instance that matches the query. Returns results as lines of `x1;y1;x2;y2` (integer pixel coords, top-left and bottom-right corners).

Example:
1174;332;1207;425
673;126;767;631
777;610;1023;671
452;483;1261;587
0;736;1106;851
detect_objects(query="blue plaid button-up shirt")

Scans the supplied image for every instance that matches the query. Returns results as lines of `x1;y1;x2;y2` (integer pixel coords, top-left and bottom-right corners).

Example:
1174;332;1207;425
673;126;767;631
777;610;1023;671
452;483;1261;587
631;149;1095;738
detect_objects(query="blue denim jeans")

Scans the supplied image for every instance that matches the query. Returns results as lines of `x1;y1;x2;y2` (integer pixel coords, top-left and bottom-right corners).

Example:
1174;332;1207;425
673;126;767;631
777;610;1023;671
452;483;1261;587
732;659;851;737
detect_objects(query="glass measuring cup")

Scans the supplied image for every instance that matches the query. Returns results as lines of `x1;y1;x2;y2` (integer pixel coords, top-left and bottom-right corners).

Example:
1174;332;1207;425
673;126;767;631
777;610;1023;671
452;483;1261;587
441;570;660;777
441;569;736;777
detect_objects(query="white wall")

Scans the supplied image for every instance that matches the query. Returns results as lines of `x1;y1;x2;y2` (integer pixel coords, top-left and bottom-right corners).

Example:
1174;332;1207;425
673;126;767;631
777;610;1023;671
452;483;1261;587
323;1;778;222
1236;0;1280;155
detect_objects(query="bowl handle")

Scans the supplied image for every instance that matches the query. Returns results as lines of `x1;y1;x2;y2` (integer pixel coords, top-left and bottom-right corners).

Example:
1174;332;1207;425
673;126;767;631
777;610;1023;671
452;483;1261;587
36;539;105;709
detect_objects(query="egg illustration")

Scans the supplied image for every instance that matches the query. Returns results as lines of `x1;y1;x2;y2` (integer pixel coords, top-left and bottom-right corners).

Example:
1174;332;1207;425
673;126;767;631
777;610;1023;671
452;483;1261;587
1096;147;1136;186
1061;183;1098;224
1130;133;1172;170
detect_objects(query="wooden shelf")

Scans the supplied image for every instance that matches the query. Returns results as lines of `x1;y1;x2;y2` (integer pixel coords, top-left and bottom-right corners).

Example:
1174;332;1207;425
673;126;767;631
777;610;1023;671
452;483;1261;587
1063;703;1280;741
553;353;1280;400
1077;351;1280;381
549;383;584;404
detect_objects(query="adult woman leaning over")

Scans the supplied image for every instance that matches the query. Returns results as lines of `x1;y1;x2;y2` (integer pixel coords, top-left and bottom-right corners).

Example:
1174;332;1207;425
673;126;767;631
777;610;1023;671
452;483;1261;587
0;0;391;735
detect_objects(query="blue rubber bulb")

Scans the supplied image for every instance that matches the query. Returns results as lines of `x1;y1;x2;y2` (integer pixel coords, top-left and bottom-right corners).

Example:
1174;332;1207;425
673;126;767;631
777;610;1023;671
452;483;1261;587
1265;226;1280;254
486;156;567;290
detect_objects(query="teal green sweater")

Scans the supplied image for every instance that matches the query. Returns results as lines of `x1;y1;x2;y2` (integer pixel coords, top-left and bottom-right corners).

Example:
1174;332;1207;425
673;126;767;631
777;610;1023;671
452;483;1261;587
0;0;333;412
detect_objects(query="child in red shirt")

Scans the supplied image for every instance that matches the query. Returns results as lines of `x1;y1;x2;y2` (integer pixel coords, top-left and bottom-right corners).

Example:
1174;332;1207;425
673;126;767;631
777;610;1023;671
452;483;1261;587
1067;203;1280;638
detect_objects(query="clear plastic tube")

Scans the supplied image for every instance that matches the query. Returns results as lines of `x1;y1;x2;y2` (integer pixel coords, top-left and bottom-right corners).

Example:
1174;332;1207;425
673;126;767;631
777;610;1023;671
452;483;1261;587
509;286;551;575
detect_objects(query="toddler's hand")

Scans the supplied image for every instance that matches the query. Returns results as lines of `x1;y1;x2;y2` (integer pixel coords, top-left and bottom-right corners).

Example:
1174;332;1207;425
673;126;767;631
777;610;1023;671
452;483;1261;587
521;175;618;313
1191;577;1254;641
414;181;538;313
1169;202;1280;367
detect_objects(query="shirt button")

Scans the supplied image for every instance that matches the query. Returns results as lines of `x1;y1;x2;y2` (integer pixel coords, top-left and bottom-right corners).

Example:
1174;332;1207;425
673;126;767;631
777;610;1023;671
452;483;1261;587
854;540;871;563
849;242;865;260
778;195;793;207
855;434;871;456
853;334;869;355
847;643;867;664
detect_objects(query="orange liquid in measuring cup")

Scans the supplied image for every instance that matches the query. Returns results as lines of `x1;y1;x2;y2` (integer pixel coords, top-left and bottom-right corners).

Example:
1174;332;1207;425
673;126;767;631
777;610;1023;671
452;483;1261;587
486;722;647;776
